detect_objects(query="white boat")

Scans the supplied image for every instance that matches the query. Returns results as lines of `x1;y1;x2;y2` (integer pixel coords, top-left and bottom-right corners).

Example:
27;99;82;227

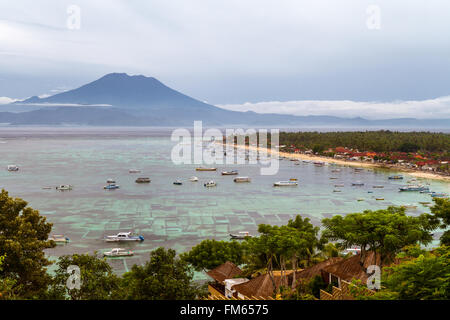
234;176;251;183
105;232;144;242
56;184;73;191
221;170;238;175
48;234;70;243
230;231;252;239
189;176;199;182
104;183;120;190
204;180;217;187
129;169;141;173
106;178;116;184
103;248;134;257
7;165;19;171
274;181;298;187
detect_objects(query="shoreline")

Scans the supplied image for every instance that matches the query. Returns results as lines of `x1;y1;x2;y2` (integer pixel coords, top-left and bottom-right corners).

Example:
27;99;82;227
227;143;450;183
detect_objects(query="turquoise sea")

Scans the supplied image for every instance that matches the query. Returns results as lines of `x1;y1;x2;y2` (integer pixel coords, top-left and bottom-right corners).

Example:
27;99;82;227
0;127;448;276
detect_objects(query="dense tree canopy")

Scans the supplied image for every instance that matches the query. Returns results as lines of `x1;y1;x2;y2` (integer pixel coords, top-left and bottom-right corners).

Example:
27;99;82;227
47;253;120;300
321;206;437;267
430;198;450;245
119;247;206;300
0;189;54;298
277;131;450;153
180;239;244;271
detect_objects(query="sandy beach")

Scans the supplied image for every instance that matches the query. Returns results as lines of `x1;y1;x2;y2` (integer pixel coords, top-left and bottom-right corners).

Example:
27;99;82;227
227;143;450;183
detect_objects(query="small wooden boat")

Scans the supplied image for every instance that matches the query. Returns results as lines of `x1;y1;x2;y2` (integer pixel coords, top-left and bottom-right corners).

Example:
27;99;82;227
221;170;238;175
204;180;217;187
103;248;134;257
351;182;364;186
189;176;199;182
289;178;298;181
334;184;344;187
56;184;73;191
375;198;384;200
135;177;151;183
389;175;403;180
274;181;298;187
129;169;141;173
419;201;430;205
230;231;252;239
196;167;217;171
234;176;251;183
329;177;338;180
373;185;384;188
106;178;116;184
173;180;183;185
104;183;120;190
331;169;341;173
333;189;342;193
48;235;70;244
354;168;364;172
401;204;417;209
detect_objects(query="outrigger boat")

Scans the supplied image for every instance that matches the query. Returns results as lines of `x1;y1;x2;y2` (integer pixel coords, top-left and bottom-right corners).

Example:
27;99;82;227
104;183;120;190
7;165;19;171
204;180;217;187
399;185;429;192
105;232;144;242
103;248;134;257
274;181;298;187
221;170;238;175
56;185;73;191
135;177;151;183
230;231;252;239
196;167;217;171
48;235;70;244
234;176;251;183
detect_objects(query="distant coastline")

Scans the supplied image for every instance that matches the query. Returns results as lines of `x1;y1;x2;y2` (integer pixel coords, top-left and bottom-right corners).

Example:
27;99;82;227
228;143;450;182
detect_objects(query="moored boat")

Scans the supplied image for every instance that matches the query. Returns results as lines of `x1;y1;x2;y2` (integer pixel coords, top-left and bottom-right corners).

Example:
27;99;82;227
189;176;199;182
230;231;252;239
135;177;151;183
334;184;344;187
351;182;364;186
372;185;384;188
104;183;119;190
221;170;238;175
105;232;144;242
106;178;116;184
129;169;141;173
7;165;19;171
234;176;251;183
389;175;403;180
173;180;183;185
56;184;73;191
431;192;447;198
274;181;298;187
103;248;134;257
196;167;217;171
399;185;429;192
48;234;70;244
204;180;217;187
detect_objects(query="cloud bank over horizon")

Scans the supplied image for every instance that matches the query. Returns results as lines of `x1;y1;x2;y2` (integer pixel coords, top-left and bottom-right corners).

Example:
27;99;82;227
219;96;450;120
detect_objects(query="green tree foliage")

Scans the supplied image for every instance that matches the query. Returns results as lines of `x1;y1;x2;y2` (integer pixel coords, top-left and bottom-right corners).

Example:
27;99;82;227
430;198;450;245
369;246;450;300
180;239;244;271
47;253;120;300
0;189;55;298
119;247;206;300
321;206;436;267
277;131;450;153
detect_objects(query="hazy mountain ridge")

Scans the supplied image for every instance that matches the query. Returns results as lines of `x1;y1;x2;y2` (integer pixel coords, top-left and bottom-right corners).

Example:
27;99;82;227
1;73;448;128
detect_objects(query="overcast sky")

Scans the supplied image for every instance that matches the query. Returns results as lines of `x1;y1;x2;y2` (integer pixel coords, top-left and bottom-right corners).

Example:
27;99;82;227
0;0;449;118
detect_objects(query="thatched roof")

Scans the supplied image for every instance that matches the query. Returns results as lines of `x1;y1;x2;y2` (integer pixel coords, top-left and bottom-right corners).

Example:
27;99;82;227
321;252;380;283
206;261;243;283
288;257;344;285
232;273;284;298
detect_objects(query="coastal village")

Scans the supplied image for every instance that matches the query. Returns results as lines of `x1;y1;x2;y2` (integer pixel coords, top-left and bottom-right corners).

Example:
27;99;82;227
280;145;450;177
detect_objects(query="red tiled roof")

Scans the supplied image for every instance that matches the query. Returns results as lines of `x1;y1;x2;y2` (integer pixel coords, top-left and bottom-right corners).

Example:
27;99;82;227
206;261;243;283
